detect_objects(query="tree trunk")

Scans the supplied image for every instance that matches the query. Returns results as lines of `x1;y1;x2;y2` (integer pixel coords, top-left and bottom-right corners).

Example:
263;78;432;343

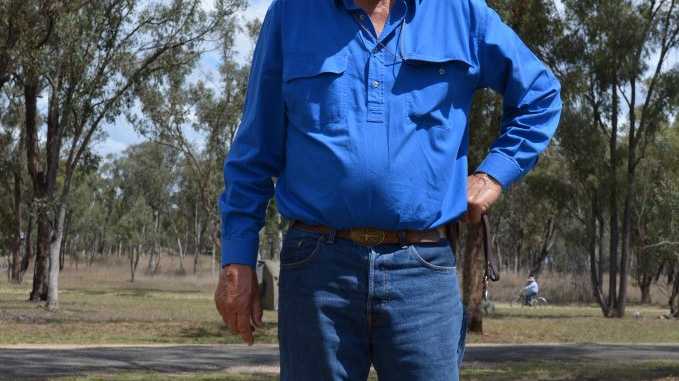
530;217;557;277
46;205;66;311
210;219;221;278
10;167;23;283
589;197;609;315
89;236;98;267
59;213;69;272
639;281;652;304
29;215;50;302
24;75;47;302
176;237;185;274
130;246;141;283
18;213;34;283
607;81;620;316
193;201;201;274
462;223;485;334
670;265;679;318
597;213;605;287
616;76;638;318
147;212;160;275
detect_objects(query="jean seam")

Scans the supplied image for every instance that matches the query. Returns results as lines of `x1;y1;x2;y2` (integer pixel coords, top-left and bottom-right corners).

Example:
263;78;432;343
280;235;323;269
408;244;456;272
367;250;376;330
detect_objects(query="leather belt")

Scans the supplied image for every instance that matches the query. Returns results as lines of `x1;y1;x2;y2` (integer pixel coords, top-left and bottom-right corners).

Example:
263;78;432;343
289;219;448;246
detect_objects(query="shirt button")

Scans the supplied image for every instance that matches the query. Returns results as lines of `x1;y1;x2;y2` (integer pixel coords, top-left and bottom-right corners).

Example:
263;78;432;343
359;14;365;20
372;80;380;88
439;67;446;75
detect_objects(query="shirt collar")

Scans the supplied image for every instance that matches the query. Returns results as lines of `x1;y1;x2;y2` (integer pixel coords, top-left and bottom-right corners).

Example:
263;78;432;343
337;0;413;15
337;0;412;30
336;0;360;11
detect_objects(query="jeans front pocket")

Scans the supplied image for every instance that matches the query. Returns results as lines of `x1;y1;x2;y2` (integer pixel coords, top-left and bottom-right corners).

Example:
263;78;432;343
279;228;323;269
408;241;457;272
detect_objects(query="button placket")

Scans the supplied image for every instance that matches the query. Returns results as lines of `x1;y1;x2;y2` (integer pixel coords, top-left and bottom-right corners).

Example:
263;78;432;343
367;51;384;123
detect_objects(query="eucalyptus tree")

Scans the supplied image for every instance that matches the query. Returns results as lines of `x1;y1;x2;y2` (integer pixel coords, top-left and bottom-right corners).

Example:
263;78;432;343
0;80;36;284
117;142;180;275
10;0;237;310
133;11;252;272
562;0;679;317
174;158;211;273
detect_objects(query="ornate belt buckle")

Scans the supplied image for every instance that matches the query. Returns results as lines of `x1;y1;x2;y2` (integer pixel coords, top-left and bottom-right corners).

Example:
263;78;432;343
350;228;386;246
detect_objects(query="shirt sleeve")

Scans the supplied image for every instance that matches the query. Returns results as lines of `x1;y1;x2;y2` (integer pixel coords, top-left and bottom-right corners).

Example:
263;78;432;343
219;1;285;268
474;2;562;189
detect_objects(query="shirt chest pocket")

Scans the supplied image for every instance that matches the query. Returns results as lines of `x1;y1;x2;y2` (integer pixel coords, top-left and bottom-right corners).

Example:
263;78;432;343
398;57;474;129
283;52;349;129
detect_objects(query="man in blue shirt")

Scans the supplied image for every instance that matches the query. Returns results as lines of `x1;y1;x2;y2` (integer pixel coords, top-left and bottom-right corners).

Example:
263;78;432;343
214;0;561;380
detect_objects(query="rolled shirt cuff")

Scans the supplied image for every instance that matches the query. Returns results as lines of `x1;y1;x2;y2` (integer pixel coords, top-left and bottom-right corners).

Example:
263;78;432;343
475;152;524;189
220;237;259;268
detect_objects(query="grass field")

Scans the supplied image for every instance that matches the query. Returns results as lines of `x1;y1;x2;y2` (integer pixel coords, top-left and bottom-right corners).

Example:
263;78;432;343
2;262;679;380
1;265;677;345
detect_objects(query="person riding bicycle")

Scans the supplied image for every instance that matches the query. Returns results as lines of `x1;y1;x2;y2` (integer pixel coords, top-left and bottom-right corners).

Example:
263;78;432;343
523;275;539;306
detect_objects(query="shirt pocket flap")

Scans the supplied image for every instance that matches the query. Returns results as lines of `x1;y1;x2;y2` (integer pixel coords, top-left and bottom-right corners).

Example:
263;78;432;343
283;52;349;82
403;52;473;68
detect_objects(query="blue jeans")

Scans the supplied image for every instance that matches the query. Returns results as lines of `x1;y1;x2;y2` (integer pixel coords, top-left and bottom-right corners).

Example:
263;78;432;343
278;227;467;381
524;291;537;306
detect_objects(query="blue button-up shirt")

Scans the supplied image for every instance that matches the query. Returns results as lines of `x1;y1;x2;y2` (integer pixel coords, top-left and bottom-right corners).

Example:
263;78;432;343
220;0;562;267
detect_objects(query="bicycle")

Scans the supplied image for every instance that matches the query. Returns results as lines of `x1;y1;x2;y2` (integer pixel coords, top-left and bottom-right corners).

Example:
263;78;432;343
511;290;548;307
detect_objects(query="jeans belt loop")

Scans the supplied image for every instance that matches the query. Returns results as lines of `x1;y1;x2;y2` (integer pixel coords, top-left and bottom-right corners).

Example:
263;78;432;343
398;231;407;245
326;228;337;244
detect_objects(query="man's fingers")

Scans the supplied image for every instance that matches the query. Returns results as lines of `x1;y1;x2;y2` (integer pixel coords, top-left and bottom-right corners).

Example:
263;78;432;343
216;291;240;335
237;312;254;345
468;180;484;199
215;278;234;328
227;312;239;335
468;204;484;224
251;293;264;328
463;173;502;225
214;264;259;344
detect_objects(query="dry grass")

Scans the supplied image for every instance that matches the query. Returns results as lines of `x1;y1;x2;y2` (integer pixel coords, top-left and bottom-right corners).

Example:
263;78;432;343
1;258;678;346
489;270;668;305
470;303;679;344
0;257;277;345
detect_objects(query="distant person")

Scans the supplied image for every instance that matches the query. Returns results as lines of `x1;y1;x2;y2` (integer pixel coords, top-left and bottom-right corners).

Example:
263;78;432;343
523;275;540;305
214;0;561;380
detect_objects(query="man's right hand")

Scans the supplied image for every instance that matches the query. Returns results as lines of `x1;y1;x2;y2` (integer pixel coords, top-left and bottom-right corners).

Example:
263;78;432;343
214;264;264;345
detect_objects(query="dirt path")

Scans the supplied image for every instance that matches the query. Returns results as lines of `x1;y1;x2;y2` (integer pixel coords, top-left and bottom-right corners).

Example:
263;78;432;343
1;343;678;380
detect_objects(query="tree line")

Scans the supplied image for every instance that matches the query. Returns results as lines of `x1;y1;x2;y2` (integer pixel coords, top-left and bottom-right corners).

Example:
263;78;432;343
1;0;678;319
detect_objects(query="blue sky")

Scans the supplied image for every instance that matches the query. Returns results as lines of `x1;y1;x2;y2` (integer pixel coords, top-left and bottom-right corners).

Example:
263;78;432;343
93;0;274;157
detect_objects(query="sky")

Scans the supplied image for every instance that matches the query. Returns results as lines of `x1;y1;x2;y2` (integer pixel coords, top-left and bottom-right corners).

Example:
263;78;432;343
93;0;274;157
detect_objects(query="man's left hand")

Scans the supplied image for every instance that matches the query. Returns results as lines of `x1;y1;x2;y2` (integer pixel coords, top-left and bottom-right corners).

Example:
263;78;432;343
462;172;502;224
